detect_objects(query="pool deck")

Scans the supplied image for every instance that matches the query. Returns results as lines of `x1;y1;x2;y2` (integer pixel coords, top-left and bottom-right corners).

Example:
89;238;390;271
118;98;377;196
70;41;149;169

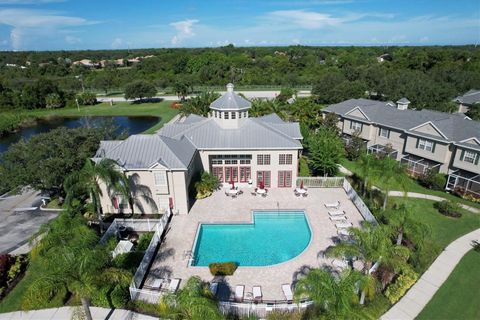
145;187;365;301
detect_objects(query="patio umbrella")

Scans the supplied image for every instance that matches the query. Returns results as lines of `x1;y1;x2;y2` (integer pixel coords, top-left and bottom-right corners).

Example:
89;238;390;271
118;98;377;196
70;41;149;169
230;178;235;190
112;196;119;210
300;180;304;190
259;181;265;190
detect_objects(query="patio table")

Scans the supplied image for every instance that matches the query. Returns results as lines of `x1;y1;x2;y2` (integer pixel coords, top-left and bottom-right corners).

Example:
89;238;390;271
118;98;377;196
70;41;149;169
256;189;266;195
295;188;307;194
227;189;239;195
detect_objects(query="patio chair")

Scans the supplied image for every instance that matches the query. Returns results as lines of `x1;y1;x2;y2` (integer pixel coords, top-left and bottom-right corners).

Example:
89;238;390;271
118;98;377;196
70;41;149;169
238;190;243;195
282;284;293;302
253;286;262;303
235;285;244;302
330;215;347;222
225;191;230;197
168;278;181;292
262;192;268;198
302;192;308;197
335;222;353;229
325;201;340;209
332;258;348;270
294;190;301;197
337;229;350;236
328;210;345;216
251;191;257;196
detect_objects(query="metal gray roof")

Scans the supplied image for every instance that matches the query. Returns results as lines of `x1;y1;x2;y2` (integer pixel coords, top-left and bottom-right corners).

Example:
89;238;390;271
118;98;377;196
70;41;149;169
158;114;302;150
209;91;251;111
324;98;480;143
95;134;195;170
396;97;410;104
454;89;480;106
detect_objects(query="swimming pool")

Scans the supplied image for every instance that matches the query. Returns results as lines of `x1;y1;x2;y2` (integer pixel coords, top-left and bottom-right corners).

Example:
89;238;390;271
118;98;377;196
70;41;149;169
191;211;311;267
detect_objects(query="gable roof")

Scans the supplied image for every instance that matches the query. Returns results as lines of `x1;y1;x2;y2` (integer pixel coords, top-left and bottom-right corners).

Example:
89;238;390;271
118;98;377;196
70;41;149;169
454;89;480;106
324;98;480;143
94;134;196;170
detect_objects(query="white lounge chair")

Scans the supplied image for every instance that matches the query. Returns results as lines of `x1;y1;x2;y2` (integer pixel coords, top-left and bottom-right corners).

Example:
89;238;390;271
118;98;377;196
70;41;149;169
253;286;262;302
330;216;347;222
209;282;218;296
328;210;345;216
282;284;293;302
332;258;348;269
235;285;244;302
325;201;340;209
337;229;350;236
168;278;181;292
336;222;353;229
151;278;163;290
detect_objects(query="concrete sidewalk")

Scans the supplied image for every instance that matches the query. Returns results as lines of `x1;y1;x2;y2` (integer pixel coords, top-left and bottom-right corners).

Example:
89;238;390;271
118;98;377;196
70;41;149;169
388;191;480;214
0;307;158;320
381;228;480;320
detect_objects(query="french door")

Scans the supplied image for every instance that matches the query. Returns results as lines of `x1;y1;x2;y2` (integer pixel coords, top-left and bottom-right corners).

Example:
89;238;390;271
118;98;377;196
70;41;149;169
278;171;292;188
256;171;271;188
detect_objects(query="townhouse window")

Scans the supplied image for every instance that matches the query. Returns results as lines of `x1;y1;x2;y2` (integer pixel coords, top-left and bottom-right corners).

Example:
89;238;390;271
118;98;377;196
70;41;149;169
218;112;222;119
257;154;271;165
417;138;435;152
279;154;293;165
350;121;362;132
224;112;229;119
154;171;167;186
239;167;251;182
231;112;236;119
239;112;242;119
379;127;390;138
462;150;478;164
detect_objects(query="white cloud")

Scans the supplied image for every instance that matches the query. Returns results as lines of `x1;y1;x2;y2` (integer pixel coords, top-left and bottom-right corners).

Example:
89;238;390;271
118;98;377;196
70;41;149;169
169;19;198;45
111;37;123;49
65;35;81;44
267;10;340;29
0;9;97;50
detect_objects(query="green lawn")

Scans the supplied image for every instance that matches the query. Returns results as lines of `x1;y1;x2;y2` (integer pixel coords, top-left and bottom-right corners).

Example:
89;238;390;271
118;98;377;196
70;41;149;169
391;198;480;250
341;159;480;209
416;249;480;320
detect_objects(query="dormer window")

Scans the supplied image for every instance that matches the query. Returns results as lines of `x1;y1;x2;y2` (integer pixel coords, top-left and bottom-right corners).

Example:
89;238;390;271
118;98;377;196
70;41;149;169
231;112;236;119
224;112;229;120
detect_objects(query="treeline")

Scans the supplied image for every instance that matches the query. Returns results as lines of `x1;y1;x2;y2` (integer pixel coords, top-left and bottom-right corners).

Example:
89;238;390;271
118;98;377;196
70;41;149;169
0;45;479;112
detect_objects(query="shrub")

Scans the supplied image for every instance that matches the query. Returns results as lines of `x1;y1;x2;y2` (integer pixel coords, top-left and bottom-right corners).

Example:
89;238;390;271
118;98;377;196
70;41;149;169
208;262;238;276
385;267;418;304
76;92;97;105
194;171;220;199
298;157;311;177
90;286;112;308
112;252;144;273
111;284;130;308
434;200;462;218
7;255;27;284
418;171;446;190
136;233;153;252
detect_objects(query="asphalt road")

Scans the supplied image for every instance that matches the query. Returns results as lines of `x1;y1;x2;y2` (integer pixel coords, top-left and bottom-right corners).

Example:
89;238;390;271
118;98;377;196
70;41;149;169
0;189;59;254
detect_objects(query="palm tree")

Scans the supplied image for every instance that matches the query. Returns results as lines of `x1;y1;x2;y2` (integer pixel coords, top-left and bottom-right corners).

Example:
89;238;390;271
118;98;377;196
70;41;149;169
358;153;377;197
160;276;223;320
180;91;220;116
64;159;129;220
327;223;410;304
378;157;409;210
294;268;362;317
386;203;431;246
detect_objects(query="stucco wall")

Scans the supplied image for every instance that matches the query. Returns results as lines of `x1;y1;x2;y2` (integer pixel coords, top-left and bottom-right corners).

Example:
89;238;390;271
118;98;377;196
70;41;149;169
369;127;406;160
451;147;480;174
342;119;372;140
404;136;451;173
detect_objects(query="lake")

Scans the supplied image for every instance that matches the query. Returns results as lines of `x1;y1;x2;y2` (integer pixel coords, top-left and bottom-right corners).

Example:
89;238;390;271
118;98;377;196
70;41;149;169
0;116;159;154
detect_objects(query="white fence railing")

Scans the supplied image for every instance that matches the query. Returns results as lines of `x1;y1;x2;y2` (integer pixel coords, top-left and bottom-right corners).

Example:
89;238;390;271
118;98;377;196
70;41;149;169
296;176;344;188
342;178;377;224
219;300;313;318
100;218;163;244
129;209;173;302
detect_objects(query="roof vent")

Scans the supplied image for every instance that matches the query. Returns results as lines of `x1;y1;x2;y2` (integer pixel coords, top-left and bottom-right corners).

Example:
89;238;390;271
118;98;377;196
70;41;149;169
396;97;410;110
226;83;234;93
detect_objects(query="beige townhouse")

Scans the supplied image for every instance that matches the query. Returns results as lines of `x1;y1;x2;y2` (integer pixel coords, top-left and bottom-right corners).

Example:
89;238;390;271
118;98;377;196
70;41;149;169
323;98;480;198
93;84;303;214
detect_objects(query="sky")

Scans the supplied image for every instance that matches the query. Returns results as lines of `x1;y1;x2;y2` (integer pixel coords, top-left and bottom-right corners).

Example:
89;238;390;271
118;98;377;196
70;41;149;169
0;0;478;51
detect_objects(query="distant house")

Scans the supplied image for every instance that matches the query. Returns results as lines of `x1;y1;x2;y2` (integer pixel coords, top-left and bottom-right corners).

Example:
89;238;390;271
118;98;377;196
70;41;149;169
454;89;480;113
377;53;392;63
72;59;98;68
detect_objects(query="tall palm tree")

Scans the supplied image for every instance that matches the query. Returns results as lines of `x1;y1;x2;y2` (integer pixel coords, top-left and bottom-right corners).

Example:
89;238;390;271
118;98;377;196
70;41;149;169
160;276;223;320
378;157;409;210
179;91;220;117
386;203;431;246
64;159;129;220
327;223;410;304
358;153;377;197
294;268;362;317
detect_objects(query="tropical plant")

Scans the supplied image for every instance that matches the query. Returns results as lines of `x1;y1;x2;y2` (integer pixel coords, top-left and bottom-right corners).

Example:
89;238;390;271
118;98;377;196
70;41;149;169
64;159;129;219
294;268;362;317
249;98;286;119
385;204;431;247
308;128;345;176
377;157;409;210
180;91;220;116
357;153;377;197
173;81;190;101
434;200;462;218
160;276;223;320
327;223;410;304
194;171;220;199
384;266;418;304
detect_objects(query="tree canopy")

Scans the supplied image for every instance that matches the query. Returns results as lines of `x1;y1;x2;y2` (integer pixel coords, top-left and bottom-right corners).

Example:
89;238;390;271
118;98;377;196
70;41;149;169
124;80;156;101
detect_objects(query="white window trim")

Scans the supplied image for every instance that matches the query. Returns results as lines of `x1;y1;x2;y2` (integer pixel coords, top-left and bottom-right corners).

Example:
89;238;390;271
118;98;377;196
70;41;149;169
351;121;362;132
418;139;434;152
379;128;389;138
463;150;477;164
154;171;167;187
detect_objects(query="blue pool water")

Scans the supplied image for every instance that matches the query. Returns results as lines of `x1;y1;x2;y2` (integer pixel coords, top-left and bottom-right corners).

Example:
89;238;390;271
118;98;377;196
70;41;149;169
192;211;311;267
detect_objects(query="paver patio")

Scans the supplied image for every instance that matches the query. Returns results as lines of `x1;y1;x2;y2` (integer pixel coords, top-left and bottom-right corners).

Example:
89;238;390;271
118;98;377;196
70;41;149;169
144;187;365;301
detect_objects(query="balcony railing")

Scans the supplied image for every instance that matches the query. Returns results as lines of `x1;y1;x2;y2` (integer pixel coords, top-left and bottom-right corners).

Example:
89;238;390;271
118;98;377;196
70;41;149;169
446;170;480;199
367;144;398;159
400;155;441;177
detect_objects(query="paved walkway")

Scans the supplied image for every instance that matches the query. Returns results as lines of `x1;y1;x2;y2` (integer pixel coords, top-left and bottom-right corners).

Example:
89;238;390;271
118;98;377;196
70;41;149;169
0;306;158;320
388;191;480;214
381;228;480;320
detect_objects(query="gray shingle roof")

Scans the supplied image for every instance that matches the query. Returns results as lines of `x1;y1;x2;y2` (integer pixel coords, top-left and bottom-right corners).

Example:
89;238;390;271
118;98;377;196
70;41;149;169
158;114;302;150
454;90;480;106
324;98;480;144
209;91;251;111
95;134;196;170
